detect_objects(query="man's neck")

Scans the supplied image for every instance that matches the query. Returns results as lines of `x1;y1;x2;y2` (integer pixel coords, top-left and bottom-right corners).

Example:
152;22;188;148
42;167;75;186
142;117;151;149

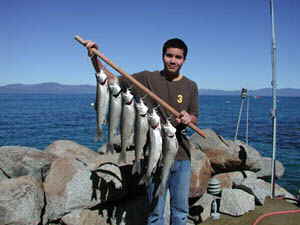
162;70;183;81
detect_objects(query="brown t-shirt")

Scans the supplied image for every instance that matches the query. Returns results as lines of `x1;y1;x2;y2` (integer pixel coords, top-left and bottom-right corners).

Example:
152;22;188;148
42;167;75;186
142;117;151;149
120;70;199;160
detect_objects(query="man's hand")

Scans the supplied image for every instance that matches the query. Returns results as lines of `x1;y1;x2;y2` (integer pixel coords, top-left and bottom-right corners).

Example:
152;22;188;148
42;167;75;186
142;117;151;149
84;40;99;57
84;40;117;81
176;110;197;125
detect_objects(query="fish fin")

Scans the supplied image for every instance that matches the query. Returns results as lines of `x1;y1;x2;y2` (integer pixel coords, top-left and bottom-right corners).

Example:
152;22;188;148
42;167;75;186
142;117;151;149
131;160;142;175
118;150;127;164
138;174;149;186
106;143;115;154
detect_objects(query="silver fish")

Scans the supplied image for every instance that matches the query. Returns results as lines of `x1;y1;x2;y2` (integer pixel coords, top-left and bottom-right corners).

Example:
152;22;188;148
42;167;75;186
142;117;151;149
140;108;162;185
132;98;149;175
155;119;178;197
95;69;110;141
119;89;136;163
107;79;123;154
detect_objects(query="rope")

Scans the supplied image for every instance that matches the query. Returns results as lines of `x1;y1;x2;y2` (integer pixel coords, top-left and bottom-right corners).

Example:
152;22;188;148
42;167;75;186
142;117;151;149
234;88;249;143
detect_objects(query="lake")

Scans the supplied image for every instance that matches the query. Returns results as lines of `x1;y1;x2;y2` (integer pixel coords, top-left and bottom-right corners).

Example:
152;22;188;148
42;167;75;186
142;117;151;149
0;94;299;195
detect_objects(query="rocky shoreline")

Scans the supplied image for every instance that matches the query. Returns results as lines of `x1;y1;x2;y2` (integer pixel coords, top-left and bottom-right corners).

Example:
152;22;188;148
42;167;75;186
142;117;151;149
0;128;298;225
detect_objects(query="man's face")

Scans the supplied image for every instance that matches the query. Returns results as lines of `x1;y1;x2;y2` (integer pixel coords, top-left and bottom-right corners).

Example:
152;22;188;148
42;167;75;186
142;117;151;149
163;48;185;75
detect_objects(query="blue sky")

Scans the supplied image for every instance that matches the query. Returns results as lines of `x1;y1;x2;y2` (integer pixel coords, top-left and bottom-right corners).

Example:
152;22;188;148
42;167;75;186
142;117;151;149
1;0;299;90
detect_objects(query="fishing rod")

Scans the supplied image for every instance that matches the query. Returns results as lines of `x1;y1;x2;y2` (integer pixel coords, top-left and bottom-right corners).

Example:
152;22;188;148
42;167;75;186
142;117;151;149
75;35;206;138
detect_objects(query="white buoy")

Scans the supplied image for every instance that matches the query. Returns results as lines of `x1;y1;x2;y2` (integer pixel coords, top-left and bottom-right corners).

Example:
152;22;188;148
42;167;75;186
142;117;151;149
207;177;222;196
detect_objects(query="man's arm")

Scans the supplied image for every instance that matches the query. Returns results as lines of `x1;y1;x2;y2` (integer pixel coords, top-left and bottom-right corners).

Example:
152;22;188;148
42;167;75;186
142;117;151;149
85;40;116;80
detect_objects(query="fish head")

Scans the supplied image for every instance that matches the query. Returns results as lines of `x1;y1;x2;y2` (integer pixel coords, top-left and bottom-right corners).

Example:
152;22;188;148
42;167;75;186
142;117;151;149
136;99;148;116
163;120;177;137
122;89;134;104
108;80;122;95
96;70;108;84
149;109;160;128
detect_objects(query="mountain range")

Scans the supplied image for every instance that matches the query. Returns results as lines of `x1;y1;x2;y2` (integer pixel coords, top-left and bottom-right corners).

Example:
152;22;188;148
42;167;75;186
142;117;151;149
0;82;299;96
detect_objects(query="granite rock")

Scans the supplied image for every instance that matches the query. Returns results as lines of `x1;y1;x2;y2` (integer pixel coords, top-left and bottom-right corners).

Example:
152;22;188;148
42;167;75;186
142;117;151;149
256;157;285;179
219;188;255;216
0;176;44;225
0;146;57;180
44;158;125;222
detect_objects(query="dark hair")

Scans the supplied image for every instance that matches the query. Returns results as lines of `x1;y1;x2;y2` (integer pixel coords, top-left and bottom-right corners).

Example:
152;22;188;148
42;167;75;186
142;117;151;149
162;38;188;59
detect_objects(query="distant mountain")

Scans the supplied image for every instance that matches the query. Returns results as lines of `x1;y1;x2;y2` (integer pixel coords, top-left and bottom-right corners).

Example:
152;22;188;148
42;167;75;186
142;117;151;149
0;82;95;94
200;88;300;97
0;83;300;96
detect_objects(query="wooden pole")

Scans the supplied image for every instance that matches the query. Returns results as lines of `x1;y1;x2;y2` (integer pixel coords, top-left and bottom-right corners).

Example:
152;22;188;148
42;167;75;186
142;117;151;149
75;35;206;137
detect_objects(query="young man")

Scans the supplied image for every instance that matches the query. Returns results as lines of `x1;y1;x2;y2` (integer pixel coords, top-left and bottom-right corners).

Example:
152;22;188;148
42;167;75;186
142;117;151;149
86;38;199;225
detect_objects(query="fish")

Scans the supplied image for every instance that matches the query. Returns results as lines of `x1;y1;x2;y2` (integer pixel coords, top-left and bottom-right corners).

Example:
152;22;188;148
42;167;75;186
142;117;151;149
94;69;110;141
107;79;123;154
139;108;162;185
155;119;178;197
119;88;136;163
132;98;149;175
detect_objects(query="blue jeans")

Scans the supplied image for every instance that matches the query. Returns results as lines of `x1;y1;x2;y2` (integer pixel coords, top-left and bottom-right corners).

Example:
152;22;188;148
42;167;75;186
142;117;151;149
146;160;191;225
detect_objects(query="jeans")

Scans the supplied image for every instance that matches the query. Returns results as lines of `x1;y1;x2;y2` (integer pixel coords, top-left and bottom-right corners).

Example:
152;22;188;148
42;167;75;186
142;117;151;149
146;160;191;225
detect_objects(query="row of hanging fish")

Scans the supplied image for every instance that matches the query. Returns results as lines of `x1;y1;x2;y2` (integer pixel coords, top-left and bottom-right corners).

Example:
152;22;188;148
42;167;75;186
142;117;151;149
93;69;179;196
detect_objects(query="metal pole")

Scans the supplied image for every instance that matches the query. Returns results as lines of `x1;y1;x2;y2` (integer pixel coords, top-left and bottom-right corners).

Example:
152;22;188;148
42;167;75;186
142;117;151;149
270;0;278;199
246;96;249;145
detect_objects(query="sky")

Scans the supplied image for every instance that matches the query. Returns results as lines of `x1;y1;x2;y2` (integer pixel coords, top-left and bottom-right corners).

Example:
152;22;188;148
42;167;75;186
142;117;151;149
1;0;299;90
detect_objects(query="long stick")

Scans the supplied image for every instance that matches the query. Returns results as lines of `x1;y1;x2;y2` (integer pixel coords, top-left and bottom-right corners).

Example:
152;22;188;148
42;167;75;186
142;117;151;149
75;35;206;137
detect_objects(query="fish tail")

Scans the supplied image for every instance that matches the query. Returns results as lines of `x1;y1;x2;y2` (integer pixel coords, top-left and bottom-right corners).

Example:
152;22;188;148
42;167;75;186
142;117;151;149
106;143;115;154
131;160;142;175
155;184;165;198
138;174;150;186
118;149;127;163
94;127;103;142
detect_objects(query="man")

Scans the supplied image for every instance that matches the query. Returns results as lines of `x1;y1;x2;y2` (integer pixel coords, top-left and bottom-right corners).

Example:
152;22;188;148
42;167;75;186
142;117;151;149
86;38;199;225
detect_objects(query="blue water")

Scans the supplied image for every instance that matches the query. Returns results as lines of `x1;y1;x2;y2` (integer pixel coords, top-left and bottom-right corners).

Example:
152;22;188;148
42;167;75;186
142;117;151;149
0;94;299;195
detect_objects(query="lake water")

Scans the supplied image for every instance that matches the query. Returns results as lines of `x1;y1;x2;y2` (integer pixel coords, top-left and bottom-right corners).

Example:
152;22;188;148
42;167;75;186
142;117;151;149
0;94;299;195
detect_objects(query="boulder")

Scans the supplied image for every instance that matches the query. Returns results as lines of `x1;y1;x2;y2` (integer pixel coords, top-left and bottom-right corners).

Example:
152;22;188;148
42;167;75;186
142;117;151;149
189;193;219;223
256;157;285;179
61;209;106;225
0;176;44;225
255;179;295;201
190;129;229;151
190;147;214;197
0;146;57;180
213;171;257;189
190;130;263;173
44;140;103;169
212;173;233;189
0;168;9;182
219;188;255;216
235;178;270;205
62;195;148;225
44;158;125;221
225;140;263;171
199;147;242;173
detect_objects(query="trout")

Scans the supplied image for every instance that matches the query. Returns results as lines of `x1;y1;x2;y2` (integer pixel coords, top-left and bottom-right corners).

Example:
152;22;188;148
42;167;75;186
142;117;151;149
155;119;178;197
132;98;149;175
95;69;110;141
119;88;136;163
107;79;123;154
140;108;162;185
